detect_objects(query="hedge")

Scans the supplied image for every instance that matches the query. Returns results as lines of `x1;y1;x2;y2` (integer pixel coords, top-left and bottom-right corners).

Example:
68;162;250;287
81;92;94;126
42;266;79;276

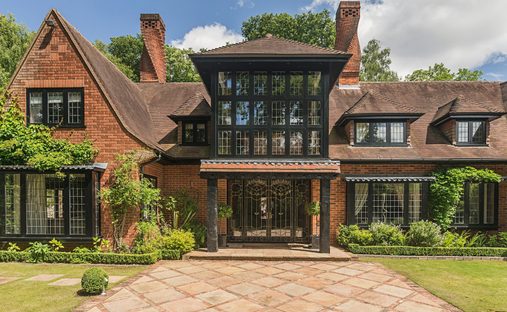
0;250;160;265
348;244;507;257
160;248;181;260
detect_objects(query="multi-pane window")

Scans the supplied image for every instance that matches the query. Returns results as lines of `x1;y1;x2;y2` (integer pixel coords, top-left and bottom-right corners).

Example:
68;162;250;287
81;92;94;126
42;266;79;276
69;174;86;235
27;89;84;127
355;121;407;145
453;182;497;226
349;182;425;226
216;71;324;157
456;120;486;145
1;174;21;234
182;121;207;145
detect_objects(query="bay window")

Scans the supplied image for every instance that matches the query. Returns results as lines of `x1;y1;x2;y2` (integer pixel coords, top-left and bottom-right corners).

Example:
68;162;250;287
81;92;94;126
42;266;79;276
27;89;84;127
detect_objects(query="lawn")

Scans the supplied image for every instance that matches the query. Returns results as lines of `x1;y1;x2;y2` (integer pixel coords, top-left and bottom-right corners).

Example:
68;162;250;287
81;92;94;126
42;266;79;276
365;258;507;312
0;262;146;312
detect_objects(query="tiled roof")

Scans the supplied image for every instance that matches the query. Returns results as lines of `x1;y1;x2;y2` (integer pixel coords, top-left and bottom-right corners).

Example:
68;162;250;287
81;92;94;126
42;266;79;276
432;95;506;125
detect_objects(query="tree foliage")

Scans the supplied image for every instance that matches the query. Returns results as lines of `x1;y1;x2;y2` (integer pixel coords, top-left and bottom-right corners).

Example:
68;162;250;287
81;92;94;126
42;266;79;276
360;39;399;82
0;14;35;92
100;152;161;249
0;93;96;172
406;63;483;81
241;10;336;49
165;45;201;82
430;167;501;229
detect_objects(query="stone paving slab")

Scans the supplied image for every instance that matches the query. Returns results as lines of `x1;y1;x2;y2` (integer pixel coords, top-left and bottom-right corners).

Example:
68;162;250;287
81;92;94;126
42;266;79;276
25;274;64;282
76;260;460;312
48;278;81;286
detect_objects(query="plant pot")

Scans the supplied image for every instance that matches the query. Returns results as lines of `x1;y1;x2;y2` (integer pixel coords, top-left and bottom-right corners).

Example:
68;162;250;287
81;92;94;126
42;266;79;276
311;235;320;249
219;234;227;248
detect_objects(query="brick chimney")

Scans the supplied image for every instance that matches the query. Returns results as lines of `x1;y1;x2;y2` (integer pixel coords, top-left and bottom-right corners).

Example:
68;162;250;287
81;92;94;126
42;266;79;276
335;1;361;86
140;14;166;83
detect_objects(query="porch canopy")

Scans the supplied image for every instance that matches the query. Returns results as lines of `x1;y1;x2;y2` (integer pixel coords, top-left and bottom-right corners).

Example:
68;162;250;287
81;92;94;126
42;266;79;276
200;159;340;253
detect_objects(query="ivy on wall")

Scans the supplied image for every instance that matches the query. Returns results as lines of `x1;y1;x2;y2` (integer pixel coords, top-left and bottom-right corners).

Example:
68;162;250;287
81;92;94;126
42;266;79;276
430;166;501;229
0;92;97;172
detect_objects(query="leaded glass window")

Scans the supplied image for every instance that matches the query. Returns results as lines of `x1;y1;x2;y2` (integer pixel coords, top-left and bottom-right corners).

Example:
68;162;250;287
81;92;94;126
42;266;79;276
308;130;321;155
309;101;321;126
456;120;486;145
308;71;322;96
69;174;86;235
29;92;43;124
218;72;232;95
272;72;286;96
408;183;422;222
68;92;82;124
253;72;267;96
47;92;64;124
2;174;21;234
272;101;286;126
254;131;267;155
218;101;232;125
236;130;250;155
290;131;303;155
218;130;232;155
289;101;303;125
27;89;84;127
372;183;404;224
289;72;303;96
236;101;250;125
272;131;286;155
236;71;249;96
254;101;267;125
355;121;407;145
453;182;497;227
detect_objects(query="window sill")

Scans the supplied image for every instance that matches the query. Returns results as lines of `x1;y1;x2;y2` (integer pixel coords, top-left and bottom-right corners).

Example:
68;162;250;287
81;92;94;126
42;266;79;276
454;144;488;147
352;144;409;147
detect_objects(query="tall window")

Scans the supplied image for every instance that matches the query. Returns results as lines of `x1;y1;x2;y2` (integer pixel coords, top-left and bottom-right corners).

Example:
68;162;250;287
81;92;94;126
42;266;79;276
215;71;324;157
453;182;497;227
0;174;21;235
355;121;407;145
27;89;84;127
456;120;486;145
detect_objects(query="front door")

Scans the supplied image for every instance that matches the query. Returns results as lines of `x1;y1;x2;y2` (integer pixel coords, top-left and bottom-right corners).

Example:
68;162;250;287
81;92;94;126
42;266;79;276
228;179;310;243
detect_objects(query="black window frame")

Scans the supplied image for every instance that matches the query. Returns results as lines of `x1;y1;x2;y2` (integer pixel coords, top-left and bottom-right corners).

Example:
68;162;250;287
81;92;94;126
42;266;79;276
452;182;498;229
26;88;85;128
214;71;325;158
354;120;408;146
181;120;208;146
455;119;487;146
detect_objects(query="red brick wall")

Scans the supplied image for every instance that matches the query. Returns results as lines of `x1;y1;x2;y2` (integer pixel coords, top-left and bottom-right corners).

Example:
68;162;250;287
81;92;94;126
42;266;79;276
8;12;146;244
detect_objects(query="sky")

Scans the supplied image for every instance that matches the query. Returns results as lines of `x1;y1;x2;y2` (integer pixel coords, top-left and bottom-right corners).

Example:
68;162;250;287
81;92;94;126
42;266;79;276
2;0;506;80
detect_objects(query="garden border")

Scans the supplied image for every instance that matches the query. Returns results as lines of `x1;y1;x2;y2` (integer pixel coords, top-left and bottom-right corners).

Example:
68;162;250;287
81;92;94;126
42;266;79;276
349;244;507;258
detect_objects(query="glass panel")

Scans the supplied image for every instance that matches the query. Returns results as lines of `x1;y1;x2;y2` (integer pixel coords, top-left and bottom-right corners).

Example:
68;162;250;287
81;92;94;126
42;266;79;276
218;130;232;155
468;183;480;224
289;100;303;125
68;92;82;124
253;72;267;96
235;130;250;155
47;92;63;124
289;72;303;96
235;101;250;126
372;122;387;143
236;71;249;96
217;101;231;125
484;183;495;225
70;174;86;235
372;183;404;224
2;174;21;234
308;130;321;155
272;101;286;126
218;72;232;96
253;131;267;155
272;131;286;155
308;101;321;126
354;183;369;225
454;192;465;225
253;101;267;125
408;183;422;222
290;131;303;155
94;172;100;236
272;72;286;96
390;122;405;143
308;71;322;96
471;121;485;144
355;122;370;143
457;121;469;143
29;92;43;123
195;123;206;143
183;123;194;143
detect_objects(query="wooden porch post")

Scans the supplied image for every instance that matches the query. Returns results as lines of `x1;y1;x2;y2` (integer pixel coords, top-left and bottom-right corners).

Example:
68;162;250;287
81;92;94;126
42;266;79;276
207;177;219;252
319;178;331;253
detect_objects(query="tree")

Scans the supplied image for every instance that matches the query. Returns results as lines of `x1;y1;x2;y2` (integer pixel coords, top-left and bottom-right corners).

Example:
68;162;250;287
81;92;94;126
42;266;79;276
241;10;336;49
94;40;138;81
0;14;35;92
165;46;201;82
406;63;483;81
360;39;399;82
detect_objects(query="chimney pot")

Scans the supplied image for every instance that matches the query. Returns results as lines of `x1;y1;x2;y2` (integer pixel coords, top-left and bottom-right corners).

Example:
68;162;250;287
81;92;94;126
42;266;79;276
335;1;361;86
140;13;167;83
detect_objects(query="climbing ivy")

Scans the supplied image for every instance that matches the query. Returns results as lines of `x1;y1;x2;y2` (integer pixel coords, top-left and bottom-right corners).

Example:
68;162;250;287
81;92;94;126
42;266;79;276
0;92;97;172
430;167;501;229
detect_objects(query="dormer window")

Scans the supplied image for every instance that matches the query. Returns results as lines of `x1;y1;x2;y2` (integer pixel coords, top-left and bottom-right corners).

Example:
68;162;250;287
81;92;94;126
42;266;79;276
354;121;407;146
182;121;207;145
456;120;486;145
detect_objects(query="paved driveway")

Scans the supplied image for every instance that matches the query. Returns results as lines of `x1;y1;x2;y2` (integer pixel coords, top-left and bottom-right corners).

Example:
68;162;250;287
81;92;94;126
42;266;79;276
78;260;458;312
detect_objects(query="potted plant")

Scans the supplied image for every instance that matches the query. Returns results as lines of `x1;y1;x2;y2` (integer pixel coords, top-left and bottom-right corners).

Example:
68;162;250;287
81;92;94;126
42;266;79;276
306;201;320;249
218;203;233;247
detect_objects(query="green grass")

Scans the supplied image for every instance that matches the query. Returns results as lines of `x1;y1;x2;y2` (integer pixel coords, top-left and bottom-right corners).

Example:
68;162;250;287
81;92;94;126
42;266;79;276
0;262;146;312
364;258;507;312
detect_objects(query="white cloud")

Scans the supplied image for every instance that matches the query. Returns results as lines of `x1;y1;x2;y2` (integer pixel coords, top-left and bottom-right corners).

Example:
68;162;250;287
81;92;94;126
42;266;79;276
302;0;338;12
236;0;255;8
171;23;244;51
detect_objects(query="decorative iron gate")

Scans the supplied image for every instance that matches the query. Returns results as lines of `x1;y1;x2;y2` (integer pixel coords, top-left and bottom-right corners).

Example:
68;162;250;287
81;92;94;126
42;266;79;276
227;179;310;242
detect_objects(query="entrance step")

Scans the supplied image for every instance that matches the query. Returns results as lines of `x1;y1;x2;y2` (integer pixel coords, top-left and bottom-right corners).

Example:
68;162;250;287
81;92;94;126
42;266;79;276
183;246;356;262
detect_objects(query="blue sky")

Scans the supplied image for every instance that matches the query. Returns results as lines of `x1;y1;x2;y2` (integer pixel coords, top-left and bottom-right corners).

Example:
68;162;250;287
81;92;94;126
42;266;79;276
2;0;506;81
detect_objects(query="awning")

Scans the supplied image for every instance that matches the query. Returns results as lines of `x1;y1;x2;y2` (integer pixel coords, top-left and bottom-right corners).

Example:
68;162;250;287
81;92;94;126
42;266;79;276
344;176;435;182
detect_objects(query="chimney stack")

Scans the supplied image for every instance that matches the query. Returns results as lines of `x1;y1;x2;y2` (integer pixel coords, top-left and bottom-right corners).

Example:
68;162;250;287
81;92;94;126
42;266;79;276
335;1;361;86
140;14;166;83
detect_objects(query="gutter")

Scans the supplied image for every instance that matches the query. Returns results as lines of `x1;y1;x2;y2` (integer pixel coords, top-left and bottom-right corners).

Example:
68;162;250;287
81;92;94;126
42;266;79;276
139;151;162;176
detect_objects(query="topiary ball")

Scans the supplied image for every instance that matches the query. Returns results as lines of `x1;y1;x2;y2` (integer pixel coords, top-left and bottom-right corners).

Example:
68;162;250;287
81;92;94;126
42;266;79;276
81;268;109;295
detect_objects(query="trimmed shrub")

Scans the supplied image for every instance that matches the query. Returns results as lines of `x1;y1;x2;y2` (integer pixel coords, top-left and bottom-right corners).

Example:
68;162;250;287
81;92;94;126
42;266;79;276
348;244;507;257
0;251;29;262
337;225;373;247
160;249;181;260
369;222;405;246
81;268;109;295
405;221;442;247
161;229;195;254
